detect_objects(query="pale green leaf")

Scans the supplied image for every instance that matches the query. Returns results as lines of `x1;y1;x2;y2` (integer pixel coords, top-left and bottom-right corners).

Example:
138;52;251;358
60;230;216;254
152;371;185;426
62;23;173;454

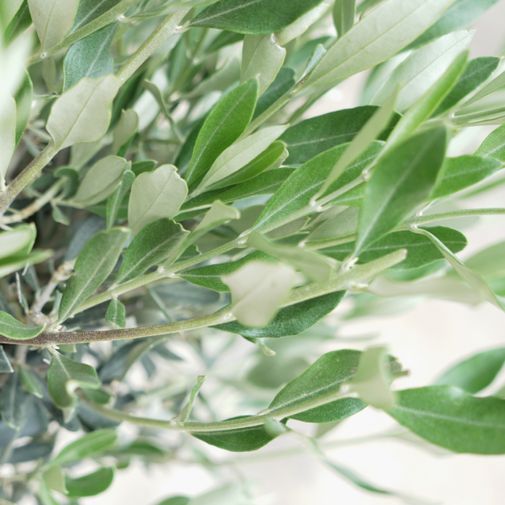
333;0;355;38
28;0;79;50
112;109;139;154
105;298;126;328
197;125;287;192
52;429;117;465
476;122;505;162
372;31;473;112
47;75;120;149
350;346;396;409
0;312;44;341
128;164;188;234
222;260;297;327
0;224;36;260
242;35;286;94
305;0;455;93
0;95;16;189
73;155;129;207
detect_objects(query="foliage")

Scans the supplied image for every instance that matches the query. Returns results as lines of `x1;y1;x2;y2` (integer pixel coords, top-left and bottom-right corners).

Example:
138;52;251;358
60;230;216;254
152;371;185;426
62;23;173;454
1;0;505;503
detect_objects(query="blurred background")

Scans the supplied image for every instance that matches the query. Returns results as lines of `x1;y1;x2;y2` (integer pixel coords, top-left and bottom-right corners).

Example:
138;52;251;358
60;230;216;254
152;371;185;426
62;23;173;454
93;3;505;504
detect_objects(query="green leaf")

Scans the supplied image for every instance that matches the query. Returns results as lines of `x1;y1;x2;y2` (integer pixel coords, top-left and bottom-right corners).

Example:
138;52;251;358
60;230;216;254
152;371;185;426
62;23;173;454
269;350;369;422
52;429;117;465
254;142;382;232
58;228;130;322
350;346;395;409
431;155;502;199
106;168;135;229
196;125;287;193
0;249;53;278
436;347;505;394
72;0;121;31
356;127;447;253
63;24;116;90
14;73;33;144
465;240;505;279
371;31;472;112
247;232;336;282
157;498;189;505
413;0;501;47
0;345;13;373
193;419;278;452
73;155;129;207
117;219;189;282
387;52;467;147
185;80;258;188
254;67;295;118
47;352;101;409
65;467;114;497
223;260;297;327
47;75;120;149
28;0;79;50
317;91;399;198
435;56;499;114
0;95;16;189
191;0;325;34
476;122;505;162
413;226;504;310
105;298;126;328
128;165;188;235
323;227;467;270
281;106;391;166
0;312;44;341
112;108;139;154
242;35;286;94
0;224;36;260
305;0;455;92
333;0;356;37
189;200;240;241
388;385;505;454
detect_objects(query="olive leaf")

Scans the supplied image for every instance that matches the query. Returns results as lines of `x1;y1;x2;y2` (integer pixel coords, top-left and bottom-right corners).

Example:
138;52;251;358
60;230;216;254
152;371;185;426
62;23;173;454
47;75;120;149
222;260;298;327
128;165;188;234
0;95;16;189
58;228;130;322
0;312;44;341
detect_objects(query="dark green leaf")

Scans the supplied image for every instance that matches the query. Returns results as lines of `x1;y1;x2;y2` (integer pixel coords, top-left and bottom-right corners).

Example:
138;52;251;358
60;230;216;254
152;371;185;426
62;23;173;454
323;227;467;270
185;80;258;188
65;467;114;497
389;386;505;454
193;418;278;452
191;0;325;34
255;142;382;232
217;292;345;338
58;228;130;322
4;1;31;43
281;106;394;166
432;155;501;198
117;219;189;282
63;24;116;90
356;127;447;253
436;348;505;394
254;67;296;119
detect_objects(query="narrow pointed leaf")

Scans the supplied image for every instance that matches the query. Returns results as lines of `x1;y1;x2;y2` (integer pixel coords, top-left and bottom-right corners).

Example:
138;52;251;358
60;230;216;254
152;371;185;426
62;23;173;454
356;127;447;253
476;122;505;162
0;312;44;341
58;228;130;322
